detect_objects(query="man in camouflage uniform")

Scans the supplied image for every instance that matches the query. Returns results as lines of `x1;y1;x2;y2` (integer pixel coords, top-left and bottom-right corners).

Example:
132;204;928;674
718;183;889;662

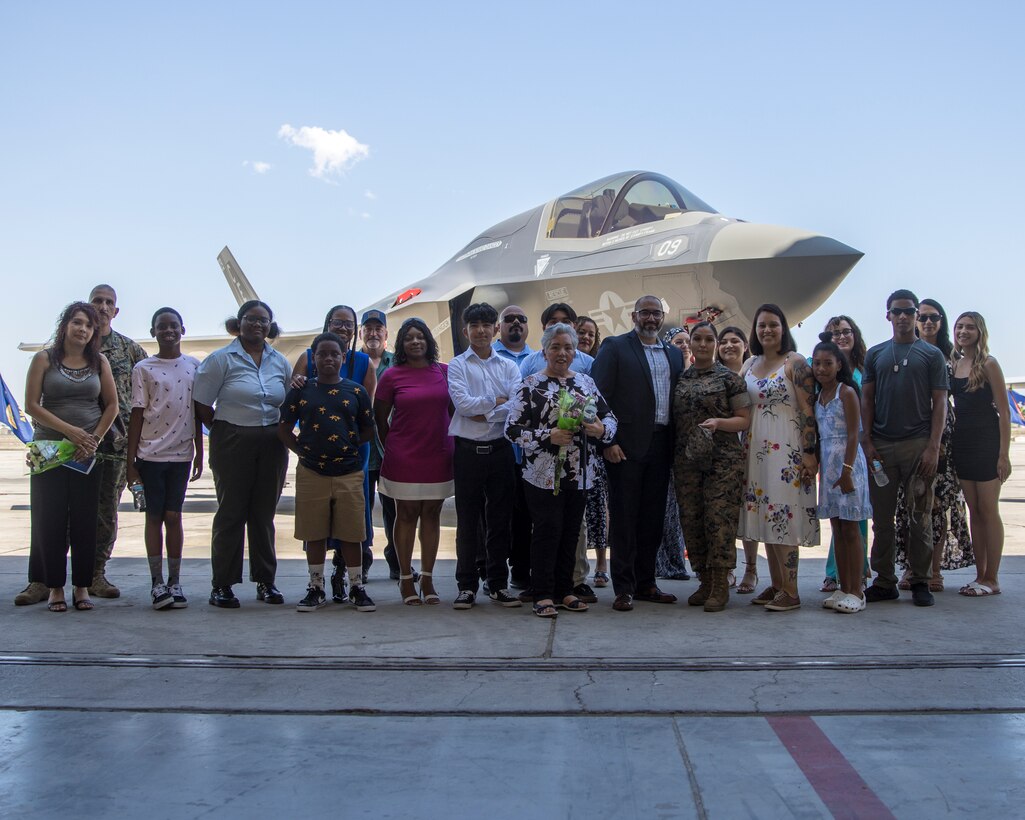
89;285;147;598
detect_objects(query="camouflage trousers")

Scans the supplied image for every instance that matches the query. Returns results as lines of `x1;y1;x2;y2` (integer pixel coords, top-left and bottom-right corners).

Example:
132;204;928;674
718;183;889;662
95;451;128;574
675;455;745;573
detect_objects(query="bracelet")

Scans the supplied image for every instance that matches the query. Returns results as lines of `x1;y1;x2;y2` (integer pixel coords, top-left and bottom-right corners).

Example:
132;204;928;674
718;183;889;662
842;463;854;471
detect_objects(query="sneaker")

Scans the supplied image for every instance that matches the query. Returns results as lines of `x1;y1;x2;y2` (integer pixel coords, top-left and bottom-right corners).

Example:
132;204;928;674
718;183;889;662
330;572;347;603
910;582;935;607
864;583;900;603
488;589;522;607
169;583;188;608
573;583;598;603
89;575;121;599
453;590;476;610
151;583;174;610
764;591;801;611
349;584;376;612
14;581;48;606
296;586;326;612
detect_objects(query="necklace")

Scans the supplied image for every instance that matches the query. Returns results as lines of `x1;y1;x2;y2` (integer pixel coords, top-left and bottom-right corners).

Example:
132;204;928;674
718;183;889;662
58;362;93;383
890;339;919;373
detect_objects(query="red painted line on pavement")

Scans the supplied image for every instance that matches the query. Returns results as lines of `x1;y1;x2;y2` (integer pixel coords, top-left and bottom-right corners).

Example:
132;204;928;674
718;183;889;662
766;715;896;820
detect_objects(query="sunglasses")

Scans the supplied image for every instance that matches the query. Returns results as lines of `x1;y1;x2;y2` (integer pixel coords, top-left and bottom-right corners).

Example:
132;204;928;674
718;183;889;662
889;307;918;317
917;313;942;323
502;314;528;324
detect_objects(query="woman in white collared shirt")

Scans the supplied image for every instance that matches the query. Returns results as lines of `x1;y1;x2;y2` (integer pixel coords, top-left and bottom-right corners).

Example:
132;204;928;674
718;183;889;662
194;300;291;609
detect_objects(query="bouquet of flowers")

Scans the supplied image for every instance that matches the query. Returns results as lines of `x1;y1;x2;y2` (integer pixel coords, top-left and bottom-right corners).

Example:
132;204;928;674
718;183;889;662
25;440;77;475
553;389;594;495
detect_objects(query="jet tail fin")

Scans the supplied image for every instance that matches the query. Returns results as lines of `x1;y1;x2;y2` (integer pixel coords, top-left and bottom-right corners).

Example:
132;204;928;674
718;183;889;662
217;246;260;306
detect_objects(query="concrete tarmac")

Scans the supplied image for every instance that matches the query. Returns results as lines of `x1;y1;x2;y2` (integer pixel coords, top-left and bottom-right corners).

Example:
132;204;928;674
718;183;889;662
1;443;1023;818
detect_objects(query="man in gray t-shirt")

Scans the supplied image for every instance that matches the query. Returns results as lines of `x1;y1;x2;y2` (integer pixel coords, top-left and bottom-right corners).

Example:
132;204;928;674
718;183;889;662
861;289;949;607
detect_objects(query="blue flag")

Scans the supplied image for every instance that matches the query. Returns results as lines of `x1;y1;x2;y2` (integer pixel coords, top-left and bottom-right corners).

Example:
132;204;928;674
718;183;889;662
1009;390;1025;427
0;372;33;443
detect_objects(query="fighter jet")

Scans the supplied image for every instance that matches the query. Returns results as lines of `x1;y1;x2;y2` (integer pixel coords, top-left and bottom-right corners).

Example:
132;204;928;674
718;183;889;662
363;170;862;357
19;171;862;362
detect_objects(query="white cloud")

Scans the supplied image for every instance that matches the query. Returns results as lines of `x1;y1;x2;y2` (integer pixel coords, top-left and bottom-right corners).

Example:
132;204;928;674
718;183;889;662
243;160;272;174
364;189;377;200
278;124;369;179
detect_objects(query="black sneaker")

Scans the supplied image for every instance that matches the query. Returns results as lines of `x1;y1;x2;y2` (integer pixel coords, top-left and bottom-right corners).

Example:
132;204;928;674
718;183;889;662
573;583;598;603
297;585;326;612
349;585;376;612
169;583;188;609
453;590;476;610
910;582;935;607
864;583;900;603
330;572;347;603
209;586;240;609
488;589;522;608
256;583;284;605
151;583;174;610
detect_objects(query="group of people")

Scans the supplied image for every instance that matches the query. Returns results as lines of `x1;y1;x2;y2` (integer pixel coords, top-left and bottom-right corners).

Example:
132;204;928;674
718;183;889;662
17;285;1011;619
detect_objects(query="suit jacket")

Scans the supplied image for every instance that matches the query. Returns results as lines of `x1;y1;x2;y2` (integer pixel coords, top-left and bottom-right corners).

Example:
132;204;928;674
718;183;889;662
591;331;684;460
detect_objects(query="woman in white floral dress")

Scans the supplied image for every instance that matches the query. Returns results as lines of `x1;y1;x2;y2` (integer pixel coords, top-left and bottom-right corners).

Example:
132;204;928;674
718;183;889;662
738;304;820;611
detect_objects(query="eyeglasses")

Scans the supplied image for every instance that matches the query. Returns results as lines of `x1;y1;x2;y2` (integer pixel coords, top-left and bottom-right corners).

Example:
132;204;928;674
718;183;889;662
889;307;918;317
329;320;356;330
831;329;853;338
242;315;270;325
636;309;665;319
917;313;942;324
502;314;528;324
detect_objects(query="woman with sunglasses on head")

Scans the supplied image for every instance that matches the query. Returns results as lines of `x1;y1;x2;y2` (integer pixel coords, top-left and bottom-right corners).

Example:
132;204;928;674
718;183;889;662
575;316;610;586
950;311;1010;596
374;318;454;606
194;300;291;608
291;305;378;598
655;326;695;582
893;298;973;591
716;326;760;593
817;316;871;594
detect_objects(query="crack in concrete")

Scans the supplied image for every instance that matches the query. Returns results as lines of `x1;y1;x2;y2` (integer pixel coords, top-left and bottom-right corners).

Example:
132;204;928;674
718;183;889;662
572;670;596;711
748;670;781;713
671;717;708;820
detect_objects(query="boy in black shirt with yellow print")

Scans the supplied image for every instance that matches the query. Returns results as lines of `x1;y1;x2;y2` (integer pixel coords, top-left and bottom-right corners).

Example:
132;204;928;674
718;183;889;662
279;332;376;611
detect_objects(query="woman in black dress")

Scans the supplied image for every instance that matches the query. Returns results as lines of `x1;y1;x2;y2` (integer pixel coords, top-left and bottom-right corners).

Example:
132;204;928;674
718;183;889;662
951;311;1011;597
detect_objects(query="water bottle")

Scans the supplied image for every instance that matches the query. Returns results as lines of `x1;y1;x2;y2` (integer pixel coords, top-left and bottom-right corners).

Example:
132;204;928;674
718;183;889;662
870;459;889;487
130;482;147;512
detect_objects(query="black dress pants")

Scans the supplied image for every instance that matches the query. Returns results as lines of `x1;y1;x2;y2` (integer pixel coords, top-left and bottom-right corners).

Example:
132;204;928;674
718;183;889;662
30;464;101;588
508;462;533;585
454;438;514;592
368;468;399;575
209;421;288;588
605;428;672;596
523;481;586;602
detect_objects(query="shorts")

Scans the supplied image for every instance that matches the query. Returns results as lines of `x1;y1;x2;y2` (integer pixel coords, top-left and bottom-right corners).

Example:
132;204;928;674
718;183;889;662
135;459;191;519
294;463;367;543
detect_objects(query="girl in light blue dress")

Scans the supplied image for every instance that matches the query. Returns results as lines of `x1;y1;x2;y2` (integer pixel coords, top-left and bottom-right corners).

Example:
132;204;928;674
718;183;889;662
811;335;872;614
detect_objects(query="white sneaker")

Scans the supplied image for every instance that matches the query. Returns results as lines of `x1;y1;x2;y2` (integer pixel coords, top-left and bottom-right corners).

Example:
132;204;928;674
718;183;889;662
822;590;844;610
835;593;866;614
151;583;174;610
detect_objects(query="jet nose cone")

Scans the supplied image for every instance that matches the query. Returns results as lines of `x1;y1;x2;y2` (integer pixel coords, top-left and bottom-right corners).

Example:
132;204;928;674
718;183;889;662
706;221;863;326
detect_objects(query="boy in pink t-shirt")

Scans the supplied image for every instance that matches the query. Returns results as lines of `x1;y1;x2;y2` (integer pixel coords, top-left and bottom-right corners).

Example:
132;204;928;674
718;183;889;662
126;308;203;610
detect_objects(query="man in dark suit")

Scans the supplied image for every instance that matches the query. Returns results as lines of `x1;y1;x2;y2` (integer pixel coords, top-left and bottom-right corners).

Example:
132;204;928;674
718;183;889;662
592;295;684;611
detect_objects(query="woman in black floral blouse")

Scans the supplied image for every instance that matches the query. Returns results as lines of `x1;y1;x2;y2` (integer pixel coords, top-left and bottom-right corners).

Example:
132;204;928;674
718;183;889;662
505;323;617;618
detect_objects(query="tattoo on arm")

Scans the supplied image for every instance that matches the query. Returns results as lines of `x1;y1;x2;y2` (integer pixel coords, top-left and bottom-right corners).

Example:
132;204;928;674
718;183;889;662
790;358;818;451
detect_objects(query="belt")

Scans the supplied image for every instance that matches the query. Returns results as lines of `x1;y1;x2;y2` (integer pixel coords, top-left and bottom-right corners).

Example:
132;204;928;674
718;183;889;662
455;437;508;455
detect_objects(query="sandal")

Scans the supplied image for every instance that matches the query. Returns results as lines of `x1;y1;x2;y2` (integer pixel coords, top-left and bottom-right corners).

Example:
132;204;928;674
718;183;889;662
533;602;558;618
559;596;588;612
47;599;67;613
593;571;609;588
72;591;94;611
737;561;758;594
419;571;440;605
727;570;737;589
897;570;912;591
929;574;944;593
960;581;1000;597
819;577;838;593
398;573;422;606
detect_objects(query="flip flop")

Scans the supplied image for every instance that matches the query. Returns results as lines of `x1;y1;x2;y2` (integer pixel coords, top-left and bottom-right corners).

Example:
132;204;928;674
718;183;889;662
47;600;67;613
959;581;1000;597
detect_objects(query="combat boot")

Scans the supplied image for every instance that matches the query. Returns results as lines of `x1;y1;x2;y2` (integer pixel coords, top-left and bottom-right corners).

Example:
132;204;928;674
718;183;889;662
89;573;121;598
687;572;711;607
703;567;731;612
14;582;48;606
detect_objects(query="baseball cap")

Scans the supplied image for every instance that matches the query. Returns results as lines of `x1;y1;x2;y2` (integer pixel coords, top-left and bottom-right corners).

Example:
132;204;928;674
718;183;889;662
361;309;387;327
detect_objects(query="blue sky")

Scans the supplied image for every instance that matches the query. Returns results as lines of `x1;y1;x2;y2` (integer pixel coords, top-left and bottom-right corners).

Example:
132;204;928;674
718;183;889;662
1;1;1022;402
